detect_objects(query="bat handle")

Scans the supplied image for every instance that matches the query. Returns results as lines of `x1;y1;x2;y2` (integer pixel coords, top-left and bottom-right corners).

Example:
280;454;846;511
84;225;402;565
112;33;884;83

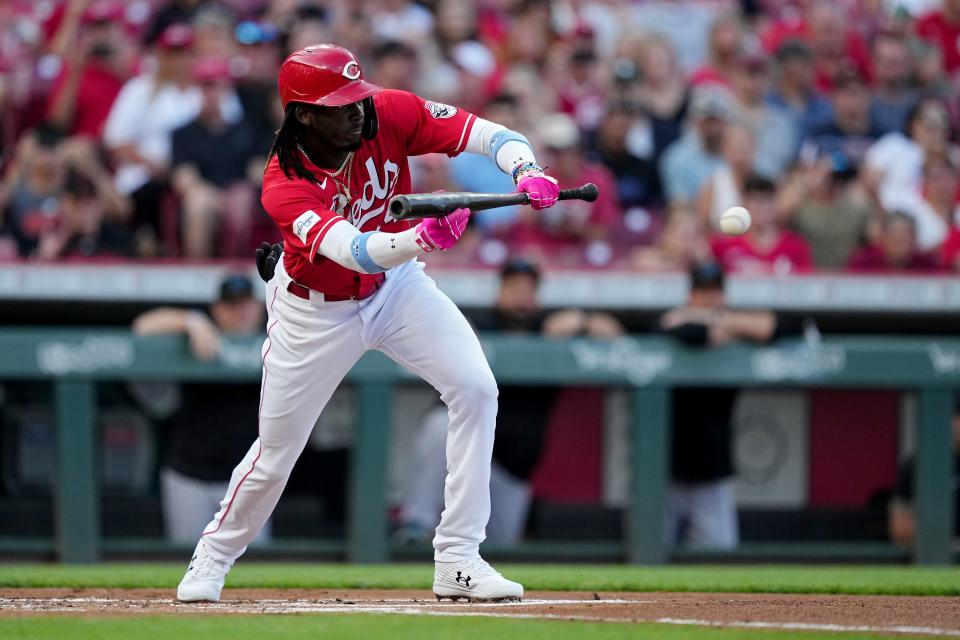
557;183;599;203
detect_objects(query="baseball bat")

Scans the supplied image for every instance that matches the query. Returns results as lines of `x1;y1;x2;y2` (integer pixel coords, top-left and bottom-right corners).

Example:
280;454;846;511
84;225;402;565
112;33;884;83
388;183;600;221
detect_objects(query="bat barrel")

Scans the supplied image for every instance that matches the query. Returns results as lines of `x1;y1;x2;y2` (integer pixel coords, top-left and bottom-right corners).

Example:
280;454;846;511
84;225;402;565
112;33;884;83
389;196;410;219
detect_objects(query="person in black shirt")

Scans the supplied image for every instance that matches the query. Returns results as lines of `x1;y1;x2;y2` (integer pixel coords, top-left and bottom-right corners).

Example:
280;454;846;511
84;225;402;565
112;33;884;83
171;57;267;258
659;261;779;549
398;258;623;545
133;274;267;545
35;167;134;260
889;398;960;545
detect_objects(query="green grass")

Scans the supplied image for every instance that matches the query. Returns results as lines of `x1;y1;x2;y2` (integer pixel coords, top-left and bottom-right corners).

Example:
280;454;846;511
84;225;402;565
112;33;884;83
0;615;907;640
1;563;959;596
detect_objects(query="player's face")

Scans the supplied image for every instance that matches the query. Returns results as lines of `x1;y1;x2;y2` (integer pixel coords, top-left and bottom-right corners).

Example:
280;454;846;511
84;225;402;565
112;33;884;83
301;101;365;152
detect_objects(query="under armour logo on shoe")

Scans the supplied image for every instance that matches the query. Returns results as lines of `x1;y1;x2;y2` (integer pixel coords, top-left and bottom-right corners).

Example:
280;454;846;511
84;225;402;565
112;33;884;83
455;571;471;587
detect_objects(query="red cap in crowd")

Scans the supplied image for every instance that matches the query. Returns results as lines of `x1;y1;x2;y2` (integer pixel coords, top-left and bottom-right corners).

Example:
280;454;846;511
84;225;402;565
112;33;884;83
193;56;233;83
82;1;124;25
158;23;194;50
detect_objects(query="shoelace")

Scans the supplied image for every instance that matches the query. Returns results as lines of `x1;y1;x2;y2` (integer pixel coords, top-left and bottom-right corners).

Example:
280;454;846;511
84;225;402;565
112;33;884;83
457;558;502;578
190;553;230;579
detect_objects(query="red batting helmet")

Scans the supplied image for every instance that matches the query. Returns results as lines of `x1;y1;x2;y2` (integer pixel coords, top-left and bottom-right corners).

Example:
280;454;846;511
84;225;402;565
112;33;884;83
278;44;381;110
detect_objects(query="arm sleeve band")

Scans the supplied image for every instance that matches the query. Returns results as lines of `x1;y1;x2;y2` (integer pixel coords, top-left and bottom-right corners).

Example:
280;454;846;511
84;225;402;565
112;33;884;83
350;231;385;273
465;116;538;174
318;219;425;273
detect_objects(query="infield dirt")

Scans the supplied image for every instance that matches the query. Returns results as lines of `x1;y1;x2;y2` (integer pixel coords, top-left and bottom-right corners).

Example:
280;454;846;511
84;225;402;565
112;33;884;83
2;589;959;636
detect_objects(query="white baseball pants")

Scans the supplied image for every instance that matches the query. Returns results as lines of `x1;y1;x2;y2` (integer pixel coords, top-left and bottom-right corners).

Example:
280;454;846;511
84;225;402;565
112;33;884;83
161;467;271;546
199;257;498;562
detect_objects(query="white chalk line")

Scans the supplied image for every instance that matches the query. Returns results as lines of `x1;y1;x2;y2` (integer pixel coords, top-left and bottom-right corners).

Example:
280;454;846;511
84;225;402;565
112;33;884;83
2;598;959;637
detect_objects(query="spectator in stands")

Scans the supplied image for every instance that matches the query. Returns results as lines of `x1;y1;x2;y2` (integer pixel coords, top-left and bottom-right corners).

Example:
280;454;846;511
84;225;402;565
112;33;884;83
888;397;960;546
0;126;67;256
916;0;960;76
511;113;621;266
661;87;732;206
915;40;951;99
33;169;131;260
632;206;711;272
587;100;662;210
46;0;133;139
869;32;918;135
191;4;238;58
170;57;263;258
730;52;798;180
553;44;607;131
864;98;957;251
132;274;270;546
778;156;876;269
659;261;780;550
370;40;418;93
847;211;942;272
689;12;743;88
34;150;133;260
398;259;624;546
145;0;211;45
761;1;871;91
712;175;812;274
283;5;332;55
449;94;523;232
369;0;435;46
448;40;501;126
633;33;690;164
766;40;832;142
800;66;882;177
697;123;756;231
916;153;960;246
103;23;203;256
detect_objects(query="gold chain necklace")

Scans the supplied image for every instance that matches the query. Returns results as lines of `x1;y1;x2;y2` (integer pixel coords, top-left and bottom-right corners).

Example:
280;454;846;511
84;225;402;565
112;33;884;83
299;145;354;202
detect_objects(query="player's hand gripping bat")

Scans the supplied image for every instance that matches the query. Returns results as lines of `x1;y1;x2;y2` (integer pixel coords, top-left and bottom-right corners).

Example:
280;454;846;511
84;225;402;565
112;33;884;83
388;183;600;221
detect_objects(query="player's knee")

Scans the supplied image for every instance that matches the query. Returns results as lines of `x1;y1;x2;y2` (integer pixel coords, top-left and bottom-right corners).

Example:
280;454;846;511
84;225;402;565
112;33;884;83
450;372;498;410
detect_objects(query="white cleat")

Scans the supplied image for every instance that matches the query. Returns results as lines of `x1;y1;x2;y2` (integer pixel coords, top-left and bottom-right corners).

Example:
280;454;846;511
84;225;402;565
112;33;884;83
176;541;234;602
433;557;524;602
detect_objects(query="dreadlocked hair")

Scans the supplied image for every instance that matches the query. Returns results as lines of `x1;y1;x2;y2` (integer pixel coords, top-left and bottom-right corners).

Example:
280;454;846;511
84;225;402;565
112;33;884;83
268;105;320;182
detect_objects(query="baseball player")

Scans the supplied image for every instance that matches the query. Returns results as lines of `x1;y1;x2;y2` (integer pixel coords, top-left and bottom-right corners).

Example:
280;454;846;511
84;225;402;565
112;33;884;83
176;44;559;603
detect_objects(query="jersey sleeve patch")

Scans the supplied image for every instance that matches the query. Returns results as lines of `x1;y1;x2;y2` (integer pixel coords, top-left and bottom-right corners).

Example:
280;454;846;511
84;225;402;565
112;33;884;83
425;100;457;119
292;210;321;243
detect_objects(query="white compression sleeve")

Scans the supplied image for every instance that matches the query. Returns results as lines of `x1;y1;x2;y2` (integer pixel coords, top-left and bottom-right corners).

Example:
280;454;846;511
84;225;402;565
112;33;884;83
318;219;424;273
465;116;538;174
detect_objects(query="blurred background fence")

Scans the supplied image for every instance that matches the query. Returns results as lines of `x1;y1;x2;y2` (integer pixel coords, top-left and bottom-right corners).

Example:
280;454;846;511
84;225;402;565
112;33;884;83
0;327;956;565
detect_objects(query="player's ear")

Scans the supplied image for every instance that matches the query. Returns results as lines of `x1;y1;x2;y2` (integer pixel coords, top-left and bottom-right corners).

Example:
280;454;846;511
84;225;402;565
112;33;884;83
294;105;314;127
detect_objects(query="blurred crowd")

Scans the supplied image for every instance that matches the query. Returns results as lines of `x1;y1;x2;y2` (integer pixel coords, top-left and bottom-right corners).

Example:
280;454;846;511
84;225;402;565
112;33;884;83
2;0;960;272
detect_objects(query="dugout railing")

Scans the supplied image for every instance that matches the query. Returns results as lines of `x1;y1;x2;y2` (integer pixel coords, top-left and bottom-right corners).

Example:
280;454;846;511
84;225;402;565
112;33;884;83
0;329;955;565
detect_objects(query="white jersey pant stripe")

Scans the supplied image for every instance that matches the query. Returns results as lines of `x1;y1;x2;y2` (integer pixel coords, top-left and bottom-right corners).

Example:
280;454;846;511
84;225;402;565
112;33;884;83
200;257;497;562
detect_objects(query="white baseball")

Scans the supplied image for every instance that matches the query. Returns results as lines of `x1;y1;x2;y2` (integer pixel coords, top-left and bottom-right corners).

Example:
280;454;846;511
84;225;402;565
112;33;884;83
719;206;751;236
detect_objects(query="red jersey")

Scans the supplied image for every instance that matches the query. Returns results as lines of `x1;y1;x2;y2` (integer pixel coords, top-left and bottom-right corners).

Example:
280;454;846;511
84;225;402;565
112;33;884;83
261;90;476;298
917;11;960;74
943;227;960;270
711;231;813;275
47;61;125;138
847;245;943;273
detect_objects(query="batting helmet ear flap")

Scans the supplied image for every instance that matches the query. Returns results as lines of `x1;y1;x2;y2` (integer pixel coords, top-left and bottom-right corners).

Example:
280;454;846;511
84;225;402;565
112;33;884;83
361;96;378;140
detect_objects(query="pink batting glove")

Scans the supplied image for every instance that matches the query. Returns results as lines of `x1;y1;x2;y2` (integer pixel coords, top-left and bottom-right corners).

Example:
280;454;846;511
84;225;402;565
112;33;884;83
516;171;560;210
415;207;471;252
